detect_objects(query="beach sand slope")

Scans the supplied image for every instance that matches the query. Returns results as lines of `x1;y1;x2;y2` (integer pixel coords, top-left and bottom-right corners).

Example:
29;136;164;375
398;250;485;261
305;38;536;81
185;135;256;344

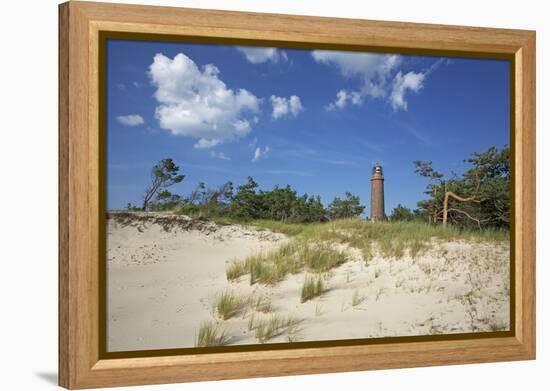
106;213;509;351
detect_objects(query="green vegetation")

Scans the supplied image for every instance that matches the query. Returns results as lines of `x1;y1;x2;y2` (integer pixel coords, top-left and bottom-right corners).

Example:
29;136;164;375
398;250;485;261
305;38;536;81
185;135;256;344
232;240;347;286
327;192;365;219
129;145;509;237
414;145;510;229
242;219;312;236
300;243;348;272
226;260;248;281
389;204;417;222
242;216;506;244
133;166;366;223
138;158;185;211
213;290;245;320
252;295;273;313
247;249;294;285
250;314;301;343
224;217;507;295
195;320;229;347
301;275;325;302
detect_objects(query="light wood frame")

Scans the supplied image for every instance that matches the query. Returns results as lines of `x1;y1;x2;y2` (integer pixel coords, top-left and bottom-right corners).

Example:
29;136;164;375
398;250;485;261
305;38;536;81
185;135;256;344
59;1;536;389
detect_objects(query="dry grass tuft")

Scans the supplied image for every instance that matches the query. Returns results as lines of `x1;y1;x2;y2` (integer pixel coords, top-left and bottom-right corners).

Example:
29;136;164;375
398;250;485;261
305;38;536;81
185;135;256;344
252;295;273;313
226;260;248;281
213;290;245;320
227;240;347;286
195;320;230;347
301;275;325;302
251;314;301;343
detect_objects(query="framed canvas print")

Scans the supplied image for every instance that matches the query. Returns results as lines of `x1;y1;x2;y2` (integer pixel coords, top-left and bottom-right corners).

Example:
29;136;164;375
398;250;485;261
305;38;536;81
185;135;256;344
58;1;536;389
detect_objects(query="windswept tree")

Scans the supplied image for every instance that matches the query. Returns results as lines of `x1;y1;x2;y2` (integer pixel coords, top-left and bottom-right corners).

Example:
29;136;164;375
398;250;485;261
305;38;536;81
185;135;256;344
414;145;510;229
462;146;510;226
327;192;365;220
142;158;184;210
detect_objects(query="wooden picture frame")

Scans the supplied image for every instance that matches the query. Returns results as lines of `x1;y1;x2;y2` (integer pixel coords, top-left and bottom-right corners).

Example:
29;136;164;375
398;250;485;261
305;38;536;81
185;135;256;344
59;1;536;389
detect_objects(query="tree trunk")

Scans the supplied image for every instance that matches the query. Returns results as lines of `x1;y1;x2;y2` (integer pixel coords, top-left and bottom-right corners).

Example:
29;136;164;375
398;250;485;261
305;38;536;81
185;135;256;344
443;192;449;227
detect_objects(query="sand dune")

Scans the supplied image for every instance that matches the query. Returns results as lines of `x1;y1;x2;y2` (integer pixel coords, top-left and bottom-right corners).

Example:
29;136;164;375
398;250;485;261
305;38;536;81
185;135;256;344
106;213;509;352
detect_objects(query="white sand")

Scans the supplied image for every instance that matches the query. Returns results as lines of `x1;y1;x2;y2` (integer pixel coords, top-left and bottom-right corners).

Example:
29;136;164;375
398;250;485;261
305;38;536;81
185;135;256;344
107;213;510;352
106;213;287;351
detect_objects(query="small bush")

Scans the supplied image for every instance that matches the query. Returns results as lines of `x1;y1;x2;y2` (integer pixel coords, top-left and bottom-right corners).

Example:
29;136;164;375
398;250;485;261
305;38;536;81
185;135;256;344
195;320;229;347
301;275;325;302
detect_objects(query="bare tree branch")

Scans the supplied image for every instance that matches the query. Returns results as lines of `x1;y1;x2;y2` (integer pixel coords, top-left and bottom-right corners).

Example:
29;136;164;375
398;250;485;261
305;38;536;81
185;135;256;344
447;208;492;229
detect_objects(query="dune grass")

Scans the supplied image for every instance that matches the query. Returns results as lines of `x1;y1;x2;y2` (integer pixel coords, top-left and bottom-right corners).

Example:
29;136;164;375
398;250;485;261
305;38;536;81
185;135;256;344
247;218;508;243
241;240;347;286
172;207;508;245
195;320;230;347
301;243;348;271
250;314;301;343
297;219;508;260
223;218;507;289
226;260;248;281
213;290;245;320
243;219;313;237
252;295;273;313
301;275;325;302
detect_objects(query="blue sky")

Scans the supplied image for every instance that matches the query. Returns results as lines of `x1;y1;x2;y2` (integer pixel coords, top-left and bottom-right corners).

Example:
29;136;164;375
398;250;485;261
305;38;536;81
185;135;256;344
106;39;510;213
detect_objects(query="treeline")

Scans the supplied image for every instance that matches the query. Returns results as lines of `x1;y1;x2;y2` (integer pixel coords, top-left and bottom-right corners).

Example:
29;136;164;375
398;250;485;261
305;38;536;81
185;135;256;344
128;143;510;230
389;145;510;230
127;159;365;223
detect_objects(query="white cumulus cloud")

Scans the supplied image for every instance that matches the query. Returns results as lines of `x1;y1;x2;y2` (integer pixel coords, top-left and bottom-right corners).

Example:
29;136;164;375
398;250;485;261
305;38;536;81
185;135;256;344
236;47;287;64
149;53;261;148
116;114;144;126
390;71;425;111
313;50;438;112
252;146;270;162
312;51;400;97
326;90;363;111
270;95;303;119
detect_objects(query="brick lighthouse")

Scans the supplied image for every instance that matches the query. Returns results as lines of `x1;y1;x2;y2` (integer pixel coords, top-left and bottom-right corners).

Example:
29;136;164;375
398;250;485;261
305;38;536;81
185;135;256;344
370;163;385;221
